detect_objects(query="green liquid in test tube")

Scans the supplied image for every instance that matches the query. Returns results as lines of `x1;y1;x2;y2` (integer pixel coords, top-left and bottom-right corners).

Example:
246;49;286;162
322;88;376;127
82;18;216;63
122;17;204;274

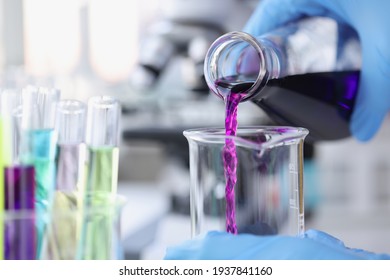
85;146;119;196
78;96;120;260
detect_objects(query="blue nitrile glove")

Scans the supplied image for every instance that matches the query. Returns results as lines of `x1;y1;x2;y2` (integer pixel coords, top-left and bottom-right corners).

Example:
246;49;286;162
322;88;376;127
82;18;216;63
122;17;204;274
244;0;390;142
164;229;390;260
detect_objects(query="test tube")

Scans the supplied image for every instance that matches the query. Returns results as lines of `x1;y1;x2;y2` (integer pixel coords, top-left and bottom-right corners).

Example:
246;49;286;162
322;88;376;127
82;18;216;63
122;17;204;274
20;86;60;258
44;100;86;260
0;90;13;260
1;89;36;260
56;99;87;193
85;95;120;195
78;95;120;260
2;90;23;163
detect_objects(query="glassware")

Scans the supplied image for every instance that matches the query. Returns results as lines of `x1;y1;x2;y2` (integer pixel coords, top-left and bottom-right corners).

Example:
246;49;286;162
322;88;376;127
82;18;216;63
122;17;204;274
20;86;60;208
184;126;308;237
76;194;126;260
81;95;121;260
85;95;120;195
19;86;60;258
204;17;361;141
0;91;13;260
56;99;87;193
1;88;25;260
1;194;126;260
49;100;87;259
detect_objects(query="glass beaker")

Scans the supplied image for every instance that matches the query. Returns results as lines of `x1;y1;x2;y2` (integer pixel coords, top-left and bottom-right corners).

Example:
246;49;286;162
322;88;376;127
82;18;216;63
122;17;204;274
184;126;308;238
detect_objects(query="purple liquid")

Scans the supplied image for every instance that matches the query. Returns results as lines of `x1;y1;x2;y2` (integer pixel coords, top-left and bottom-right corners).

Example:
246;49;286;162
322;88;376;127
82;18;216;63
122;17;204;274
216;74;253;234
4;165;36;260
56;143;83;192
218;71;359;141
266;71;358;115
223;94;242;234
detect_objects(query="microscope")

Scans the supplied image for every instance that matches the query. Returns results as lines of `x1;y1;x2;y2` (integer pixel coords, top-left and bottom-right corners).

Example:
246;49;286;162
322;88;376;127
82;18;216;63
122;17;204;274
130;0;256;92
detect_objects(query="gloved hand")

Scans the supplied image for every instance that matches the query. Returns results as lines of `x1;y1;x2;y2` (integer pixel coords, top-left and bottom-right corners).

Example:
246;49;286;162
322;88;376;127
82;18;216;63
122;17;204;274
164;229;390;260
243;0;390;142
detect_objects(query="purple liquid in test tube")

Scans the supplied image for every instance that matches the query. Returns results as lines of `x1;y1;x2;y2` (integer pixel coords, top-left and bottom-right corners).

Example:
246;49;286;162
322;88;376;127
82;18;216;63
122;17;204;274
56;143;83;192
55;99;87;193
4;165;36;260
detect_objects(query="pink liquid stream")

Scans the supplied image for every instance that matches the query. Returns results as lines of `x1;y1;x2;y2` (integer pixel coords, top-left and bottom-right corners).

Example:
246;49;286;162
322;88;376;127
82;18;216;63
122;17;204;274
223;94;242;234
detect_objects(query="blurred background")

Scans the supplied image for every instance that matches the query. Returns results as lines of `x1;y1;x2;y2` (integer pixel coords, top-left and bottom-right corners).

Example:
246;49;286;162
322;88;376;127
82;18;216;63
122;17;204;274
0;0;389;259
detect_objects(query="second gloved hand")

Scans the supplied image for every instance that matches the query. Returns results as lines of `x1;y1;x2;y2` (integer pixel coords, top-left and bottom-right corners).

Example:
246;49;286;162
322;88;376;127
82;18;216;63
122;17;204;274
164;229;390;260
244;0;390;142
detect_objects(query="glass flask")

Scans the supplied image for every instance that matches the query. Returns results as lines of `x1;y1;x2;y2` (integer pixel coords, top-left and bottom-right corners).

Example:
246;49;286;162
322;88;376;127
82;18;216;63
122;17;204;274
184;126;308;237
204;17;361;141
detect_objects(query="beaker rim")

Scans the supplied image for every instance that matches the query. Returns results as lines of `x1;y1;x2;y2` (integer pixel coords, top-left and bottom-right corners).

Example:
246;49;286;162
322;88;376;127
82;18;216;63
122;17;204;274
183;126;309;149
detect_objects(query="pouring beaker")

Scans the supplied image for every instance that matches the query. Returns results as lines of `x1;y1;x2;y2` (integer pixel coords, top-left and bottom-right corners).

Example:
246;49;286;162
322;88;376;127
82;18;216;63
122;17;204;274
184;126;308;237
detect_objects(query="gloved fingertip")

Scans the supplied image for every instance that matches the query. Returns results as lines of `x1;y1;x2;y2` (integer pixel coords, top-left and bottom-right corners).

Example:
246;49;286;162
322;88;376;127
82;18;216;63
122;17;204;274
206;230;227;237
304;229;345;248
164;238;204;260
350;106;384;142
344;247;390;260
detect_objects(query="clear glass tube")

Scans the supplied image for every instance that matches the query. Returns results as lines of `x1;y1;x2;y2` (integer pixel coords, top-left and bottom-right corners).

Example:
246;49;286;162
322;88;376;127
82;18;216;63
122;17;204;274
86;95;120;147
1;89;22;163
56;100;86;145
20;86;61;131
20;86;39;131
56;100;87;193
1;89;19;166
37;87;61;130
0;89;22;115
